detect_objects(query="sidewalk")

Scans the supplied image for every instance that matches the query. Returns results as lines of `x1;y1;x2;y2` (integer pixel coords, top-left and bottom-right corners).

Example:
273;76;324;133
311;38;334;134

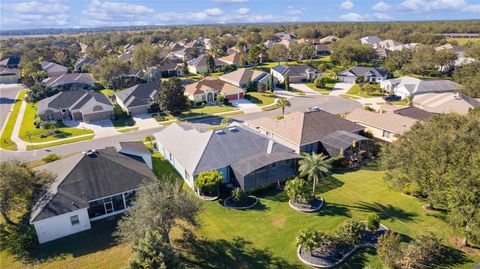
10;100;28;150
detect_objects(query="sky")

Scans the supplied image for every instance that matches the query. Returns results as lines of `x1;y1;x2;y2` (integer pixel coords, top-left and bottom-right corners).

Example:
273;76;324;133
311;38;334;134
1;0;479;30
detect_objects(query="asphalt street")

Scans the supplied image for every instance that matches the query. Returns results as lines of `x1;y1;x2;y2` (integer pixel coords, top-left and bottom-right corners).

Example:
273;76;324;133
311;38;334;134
0;84;23;132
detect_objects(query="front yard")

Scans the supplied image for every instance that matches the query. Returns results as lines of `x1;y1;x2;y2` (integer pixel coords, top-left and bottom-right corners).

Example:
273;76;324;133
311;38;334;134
3;160;478;268
305;83;334;95
346;84;386;99
245;92;276;106
164;105;239;121
0;90;26;150
18;102;94;143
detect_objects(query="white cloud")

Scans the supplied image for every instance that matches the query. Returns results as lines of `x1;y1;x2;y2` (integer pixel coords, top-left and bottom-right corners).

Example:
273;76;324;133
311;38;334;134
205;8;223;16
285;8;303;15
236;7;250;15
1;0;70;27
340;0;354;10
80;0;154;27
372;1;391;11
373;12;392;19
340;12;366;21
3;0;70;14
400;0;477;12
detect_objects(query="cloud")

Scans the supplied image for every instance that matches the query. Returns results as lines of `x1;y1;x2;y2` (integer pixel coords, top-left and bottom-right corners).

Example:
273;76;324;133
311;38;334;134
1;0;70;27
340;12;366;21
399;0;477;12
2;0;70;14
340;0;354;10
236;7;250;15
372;1;391;11
205;8;223;16
285;8;303;15
373;12;392;19
80;0;154;27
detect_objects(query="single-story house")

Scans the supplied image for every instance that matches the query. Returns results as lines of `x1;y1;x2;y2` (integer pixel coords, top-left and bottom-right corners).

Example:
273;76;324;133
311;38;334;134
270;65;322;83
37;89;114;122
158;58;184;77
171;47;197;61
435;44;475;68
380;76;462;98
246;110;370;158
319;35;339;45
315;44;331;55
378;104;434;121
338;66;389;83
118;53;133;62
275;32;298;41
187;54;224;74
118;141;153;169
123;44;135;53
115;81;160;115
217;52;243;66
30;146;155;244
154;123;301;192
42;73;95;90
0;66;19;83
219;68;276;88
0;56;20;68
413;92;480;115
360;36;382;45
74;56;97;72
346;108;418;142
40;61;68;77
184;77;245;104
372;39;403;50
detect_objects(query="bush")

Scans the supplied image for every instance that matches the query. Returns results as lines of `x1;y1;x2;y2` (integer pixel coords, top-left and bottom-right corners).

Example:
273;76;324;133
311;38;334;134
335;220;365;246
366;213;380;230
314;76;329;88
377;232;402;268
154;114;166;122
42;153;60;163
216;95;225;104
231;187;247;203
401;233;445;268
285;177;310;203
221;64;237;73
194;170;223;194
402;182;423;197
364;105;375;112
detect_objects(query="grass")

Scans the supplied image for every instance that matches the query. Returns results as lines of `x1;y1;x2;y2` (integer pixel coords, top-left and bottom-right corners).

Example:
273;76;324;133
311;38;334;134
18;102;93;143
26;135;95;150
99;89;116;97
305;83;333;95
164;105;238;121
447;37;480;46
245;92;276;106
117;127;139;133
0;90;26;150
2;162;479;268
346;84;386;99
340;94;361;100
112;117;135;128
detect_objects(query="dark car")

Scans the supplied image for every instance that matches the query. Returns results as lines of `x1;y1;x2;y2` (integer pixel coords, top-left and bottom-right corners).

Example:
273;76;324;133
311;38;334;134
383;94;402;102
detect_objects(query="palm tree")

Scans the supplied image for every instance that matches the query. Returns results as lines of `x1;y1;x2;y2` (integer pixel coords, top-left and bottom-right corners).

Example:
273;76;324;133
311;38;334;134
298;153;331;198
277;98;291;115
296;228;326;254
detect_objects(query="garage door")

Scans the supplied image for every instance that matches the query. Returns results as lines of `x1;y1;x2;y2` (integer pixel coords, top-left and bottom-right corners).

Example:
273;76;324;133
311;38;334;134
83;111;113;122
339;76;356;84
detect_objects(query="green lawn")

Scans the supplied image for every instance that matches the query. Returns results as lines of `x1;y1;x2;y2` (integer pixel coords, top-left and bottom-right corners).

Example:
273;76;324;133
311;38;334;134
0;90;26;150
4;161;478;268
99;88;116;97
26;135;95;150
164;105;238;120
18;103;93;143
245;92;276;106
447;37;480;45
117;127;139;133
305;83;333;95
346;84;386;99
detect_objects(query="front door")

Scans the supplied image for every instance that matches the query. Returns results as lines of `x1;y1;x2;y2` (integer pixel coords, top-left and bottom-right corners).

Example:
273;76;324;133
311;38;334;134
207;92;214;103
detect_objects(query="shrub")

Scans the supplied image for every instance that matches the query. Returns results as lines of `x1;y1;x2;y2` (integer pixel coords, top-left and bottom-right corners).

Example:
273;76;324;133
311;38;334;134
377;232;402;268
194;170;223;194
314;76;329;88
285;177;310;203
402;182;423;197
401;233;445;268
355;75;365;84
154;114;166;122
364;105;375;112
216;95;225;104
42;153;60;163
335;220;365;246
231;187;247;203
0;213;38;258
366;213;381;230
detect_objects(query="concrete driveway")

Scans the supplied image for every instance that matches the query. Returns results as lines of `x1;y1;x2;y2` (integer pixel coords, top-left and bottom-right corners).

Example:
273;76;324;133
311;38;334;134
64;119;115;138
0;84;24;133
230;99;262;113
133;114;159;129
330;83;353;96
290;83;318;95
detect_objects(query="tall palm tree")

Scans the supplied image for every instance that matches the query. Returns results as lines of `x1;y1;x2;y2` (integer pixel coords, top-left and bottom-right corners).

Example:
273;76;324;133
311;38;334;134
277;98;291;115
298;153;331;198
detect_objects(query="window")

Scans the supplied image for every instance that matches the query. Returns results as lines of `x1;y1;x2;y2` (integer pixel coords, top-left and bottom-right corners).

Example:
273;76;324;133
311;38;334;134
382;130;392;139
70;215;80;225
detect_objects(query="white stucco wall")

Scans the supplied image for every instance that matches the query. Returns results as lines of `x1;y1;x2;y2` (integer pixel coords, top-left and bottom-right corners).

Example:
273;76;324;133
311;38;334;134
156;141;195;188
119;148;152;169
33;208;91;244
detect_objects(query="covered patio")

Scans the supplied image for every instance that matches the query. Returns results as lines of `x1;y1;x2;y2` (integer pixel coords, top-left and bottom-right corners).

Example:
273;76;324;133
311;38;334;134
320;131;373;161
231;152;301;192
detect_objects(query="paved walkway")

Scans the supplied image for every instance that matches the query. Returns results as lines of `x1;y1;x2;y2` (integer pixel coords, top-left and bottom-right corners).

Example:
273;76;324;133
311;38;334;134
329;83;353;96
10;100;28;150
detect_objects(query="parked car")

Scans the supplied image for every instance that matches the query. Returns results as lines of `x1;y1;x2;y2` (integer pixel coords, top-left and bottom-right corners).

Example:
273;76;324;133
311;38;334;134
383;94;401;102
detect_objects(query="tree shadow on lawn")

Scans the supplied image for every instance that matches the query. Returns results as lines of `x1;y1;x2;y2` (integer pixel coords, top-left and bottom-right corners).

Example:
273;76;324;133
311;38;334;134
176;232;303;269
317;202;352;217
350;201;418;223
25;217;121;263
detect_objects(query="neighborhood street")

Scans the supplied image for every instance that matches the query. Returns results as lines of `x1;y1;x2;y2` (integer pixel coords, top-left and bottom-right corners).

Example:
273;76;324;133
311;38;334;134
0;84;23;132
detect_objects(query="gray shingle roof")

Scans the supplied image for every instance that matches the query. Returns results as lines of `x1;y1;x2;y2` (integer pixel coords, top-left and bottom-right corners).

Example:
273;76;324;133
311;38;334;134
116;81;160;108
38;89;112;112
339;66;388;78
42;73;94;88
394;106;433;120
272;65;321;77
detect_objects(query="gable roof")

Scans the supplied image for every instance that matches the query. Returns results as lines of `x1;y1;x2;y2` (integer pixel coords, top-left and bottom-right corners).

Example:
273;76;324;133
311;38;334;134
339;66;388;78
271;64;321;77
38;89;112;112
393;106;433;120
388;76;461;95
248;110;364;146
413;92;480;115
219;68;267;85
116;81;160;108
184;77;244;95
346;108;417;135
217;52;242;65
42;73;94;88
360;36;382;44
31;147;156;222
74;56;97;70
40;61;68;75
319;35;339;44
0;56;20;67
275;32;298;40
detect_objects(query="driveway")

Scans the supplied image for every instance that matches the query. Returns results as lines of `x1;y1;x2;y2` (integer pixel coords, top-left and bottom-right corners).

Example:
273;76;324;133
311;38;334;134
290;83;319;95
329;83;353;96
230;99;262;114
64;119;116;138
133;114;159;129
0;84;23;133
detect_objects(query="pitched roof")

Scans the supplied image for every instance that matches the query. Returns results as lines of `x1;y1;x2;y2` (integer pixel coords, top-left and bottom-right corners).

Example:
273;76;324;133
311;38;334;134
42;73;94;88
40;61;68;75
360;36;382;44
119;141;151;155
319;35;339;44
393;106;433;120
248;110;364;146
0;56;20;67
217;52;242;65
346;108;417;135
339;66;388;78
320;130;372;157
116;81;160;108
31;147;156;222
413;92;480;115
38;89;112;112
271;64;321;77
219;68;267;85
74;56;97;70
388;76;461;95
184;77;244;95
275;32;298;40
187;54;208;67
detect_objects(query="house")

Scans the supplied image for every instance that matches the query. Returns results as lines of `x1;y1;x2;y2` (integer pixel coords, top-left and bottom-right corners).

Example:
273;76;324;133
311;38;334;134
217;52;243;66
219;68;275;88
315;44;331;55
263;40;276;49
372;39;403;50
118;53;133;62
123;44;135;53
171;47;197;61
0;66;19;83
184;77;245;104
338;66;388;83
392;106;434;120
0;56;20;68
375;48;388;60
389;43;418;51
115;81;160;115
154;123;301;192
30;146;156;244
360;36;382;45
187;54;224;74
413;92;480;115
275;32;298;41
118;141;153;169
246;110;369;157
41;61;68;77
270;65;322;83
42;73;95;90
37;89;114;122
74;56;97;72
157;58;184;77
435;44;475;67
319;35;339;45
279;39;297;49
346;108;418;142
380;76;461;98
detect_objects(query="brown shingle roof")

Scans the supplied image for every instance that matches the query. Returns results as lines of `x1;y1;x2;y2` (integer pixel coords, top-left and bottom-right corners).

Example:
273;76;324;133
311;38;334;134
184;77;244;95
346;108;417;135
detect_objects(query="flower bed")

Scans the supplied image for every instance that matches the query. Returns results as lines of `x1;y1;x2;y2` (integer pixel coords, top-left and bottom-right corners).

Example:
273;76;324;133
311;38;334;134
223;195;259;210
289;197;324;213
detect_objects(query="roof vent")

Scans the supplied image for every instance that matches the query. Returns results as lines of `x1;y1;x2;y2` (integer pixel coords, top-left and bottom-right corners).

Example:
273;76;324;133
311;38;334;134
228;127;238;132
267;139;274;154
215;130;225;135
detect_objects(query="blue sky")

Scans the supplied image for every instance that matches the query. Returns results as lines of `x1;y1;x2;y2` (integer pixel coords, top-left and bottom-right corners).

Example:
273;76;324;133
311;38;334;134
1;0;479;30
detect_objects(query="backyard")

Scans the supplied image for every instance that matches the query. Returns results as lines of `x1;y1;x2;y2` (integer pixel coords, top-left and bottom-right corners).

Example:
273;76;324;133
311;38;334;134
2;158;478;269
